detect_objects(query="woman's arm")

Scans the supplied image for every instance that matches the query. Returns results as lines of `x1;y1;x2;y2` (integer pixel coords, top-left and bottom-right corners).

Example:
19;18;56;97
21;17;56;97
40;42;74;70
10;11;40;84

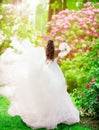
54;50;61;59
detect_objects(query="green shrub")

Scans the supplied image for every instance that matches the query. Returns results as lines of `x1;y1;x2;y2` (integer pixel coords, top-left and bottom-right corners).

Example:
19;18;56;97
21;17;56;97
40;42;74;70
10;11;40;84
71;39;99;119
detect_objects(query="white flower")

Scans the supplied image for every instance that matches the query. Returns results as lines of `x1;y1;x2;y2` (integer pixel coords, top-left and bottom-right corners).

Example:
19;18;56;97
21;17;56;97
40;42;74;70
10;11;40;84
0;30;4;35
0;31;7;45
59;42;71;57
0;39;3;45
12;24;19;32
0;15;3;20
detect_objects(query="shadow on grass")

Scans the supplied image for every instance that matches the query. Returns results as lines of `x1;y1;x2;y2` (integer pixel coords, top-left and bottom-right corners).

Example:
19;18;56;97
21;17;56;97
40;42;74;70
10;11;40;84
0;96;92;130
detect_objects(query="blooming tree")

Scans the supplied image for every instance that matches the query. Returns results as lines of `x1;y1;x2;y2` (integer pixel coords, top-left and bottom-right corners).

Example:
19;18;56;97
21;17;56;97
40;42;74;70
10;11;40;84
46;2;99;58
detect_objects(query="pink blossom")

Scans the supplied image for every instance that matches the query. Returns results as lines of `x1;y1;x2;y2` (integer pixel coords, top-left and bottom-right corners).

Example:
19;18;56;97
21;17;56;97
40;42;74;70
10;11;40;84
45;24;49;28
93;22;96;25
45;2;99;59
50;31;56;37
58;10;66;15
78;18;83;22
89;15;94;19
86;30;90;35
60;30;66;34
55;36;64;42
87;10;94;15
86;84;91;88
94;34;98;37
46;21;51;25
52;27;58;32
94;18;98;22
93;8;99;13
78;49;83;53
65;21;71;26
41;35;50;41
74;39;78;43
82;8;87;11
86;48;90;53
71;43;76;47
64;9;69;14
68;15;74;20
56;20;62;26
91;77;95;83
84;2;92;7
91;27;96;32
86;21;91;24
64;25;69;29
82;24;87;28
38;40;43;45
78;36;81;40
1;49;5;53
52;14;58;20
66;58;70;61
58;29;63;33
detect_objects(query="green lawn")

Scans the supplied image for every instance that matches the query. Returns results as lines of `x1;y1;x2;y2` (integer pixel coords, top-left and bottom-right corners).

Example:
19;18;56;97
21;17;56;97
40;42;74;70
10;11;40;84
0;96;91;130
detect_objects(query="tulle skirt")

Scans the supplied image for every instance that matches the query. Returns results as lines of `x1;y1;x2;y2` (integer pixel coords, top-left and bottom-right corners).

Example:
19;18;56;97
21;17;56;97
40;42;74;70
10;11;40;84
0;41;80;129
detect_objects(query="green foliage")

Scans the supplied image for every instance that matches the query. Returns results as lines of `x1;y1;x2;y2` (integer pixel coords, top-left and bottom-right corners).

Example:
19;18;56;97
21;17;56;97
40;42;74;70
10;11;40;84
67;0;99;10
13;18;34;41
60;53;87;92
3;0;12;4
67;0;83;10
51;1;60;10
71;39;99;119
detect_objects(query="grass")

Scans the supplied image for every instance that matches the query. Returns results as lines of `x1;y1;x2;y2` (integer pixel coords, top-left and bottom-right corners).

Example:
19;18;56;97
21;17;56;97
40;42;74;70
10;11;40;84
0;96;91;130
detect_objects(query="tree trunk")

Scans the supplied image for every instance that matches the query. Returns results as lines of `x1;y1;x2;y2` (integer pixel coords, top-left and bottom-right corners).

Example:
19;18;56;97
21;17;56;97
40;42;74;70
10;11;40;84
0;0;3;3
12;0;17;4
83;0;88;3
55;0;62;14
62;0;67;10
12;0;22;5
48;0;54;21
48;0;67;21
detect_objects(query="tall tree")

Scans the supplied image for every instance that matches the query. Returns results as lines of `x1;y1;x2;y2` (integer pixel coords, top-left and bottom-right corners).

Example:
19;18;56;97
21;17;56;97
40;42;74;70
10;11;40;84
62;0;67;10
48;0;54;21
0;0;3;3
55;0;62;14
48;0;67;21
83;0;88;3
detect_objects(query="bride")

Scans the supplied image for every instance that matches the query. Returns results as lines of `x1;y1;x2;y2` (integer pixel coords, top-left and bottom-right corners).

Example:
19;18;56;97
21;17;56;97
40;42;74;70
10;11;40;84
0;39;80;129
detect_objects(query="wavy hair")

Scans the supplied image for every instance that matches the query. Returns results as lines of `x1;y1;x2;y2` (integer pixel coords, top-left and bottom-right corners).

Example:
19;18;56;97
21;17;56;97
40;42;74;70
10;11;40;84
46;40;55;61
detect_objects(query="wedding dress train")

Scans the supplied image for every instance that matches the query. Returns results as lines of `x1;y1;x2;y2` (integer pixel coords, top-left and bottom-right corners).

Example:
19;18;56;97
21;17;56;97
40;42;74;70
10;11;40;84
0;39;80;129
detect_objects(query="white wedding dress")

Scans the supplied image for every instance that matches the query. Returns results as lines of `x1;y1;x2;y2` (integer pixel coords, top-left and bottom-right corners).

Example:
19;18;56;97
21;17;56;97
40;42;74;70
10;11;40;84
0;39;80;129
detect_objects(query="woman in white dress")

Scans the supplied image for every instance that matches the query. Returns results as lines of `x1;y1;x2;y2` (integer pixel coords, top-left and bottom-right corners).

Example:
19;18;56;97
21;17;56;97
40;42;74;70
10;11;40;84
0;39;80;129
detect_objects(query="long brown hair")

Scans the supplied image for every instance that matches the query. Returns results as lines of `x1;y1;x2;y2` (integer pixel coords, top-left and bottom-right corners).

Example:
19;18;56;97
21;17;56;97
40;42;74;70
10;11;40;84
46;40;55;60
